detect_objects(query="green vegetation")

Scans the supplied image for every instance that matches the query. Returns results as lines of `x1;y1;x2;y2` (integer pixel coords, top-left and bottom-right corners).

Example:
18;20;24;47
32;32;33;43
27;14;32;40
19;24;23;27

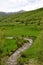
0;24;40;36
0;8;43;25
17;31;43;65
2;39;17;56
0;8;43;65
0;31;5;65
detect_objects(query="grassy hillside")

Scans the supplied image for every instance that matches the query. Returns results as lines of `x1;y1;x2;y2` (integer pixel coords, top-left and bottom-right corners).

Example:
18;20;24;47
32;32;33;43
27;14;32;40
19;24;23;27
0;8;43;65
18;31;43;65
0;8;43;25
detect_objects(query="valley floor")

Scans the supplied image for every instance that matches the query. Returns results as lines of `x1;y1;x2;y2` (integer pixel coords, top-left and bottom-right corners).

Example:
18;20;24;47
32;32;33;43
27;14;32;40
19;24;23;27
6;38;33;65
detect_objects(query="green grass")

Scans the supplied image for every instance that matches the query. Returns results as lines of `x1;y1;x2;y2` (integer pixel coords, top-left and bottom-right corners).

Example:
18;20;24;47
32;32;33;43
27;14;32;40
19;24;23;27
0;24;40;37
0;8;43;65
0;24;40;58
18;31;43;64
2;39;17;56
0;24;40;56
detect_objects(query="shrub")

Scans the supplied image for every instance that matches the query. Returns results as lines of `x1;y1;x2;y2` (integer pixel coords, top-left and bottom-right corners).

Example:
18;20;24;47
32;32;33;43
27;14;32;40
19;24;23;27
20;52;27;58
37;50;43;65
17;57;24;65
21;20;24;23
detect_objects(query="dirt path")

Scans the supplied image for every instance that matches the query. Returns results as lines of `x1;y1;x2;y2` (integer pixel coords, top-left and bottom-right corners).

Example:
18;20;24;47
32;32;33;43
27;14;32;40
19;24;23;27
6;38;33;65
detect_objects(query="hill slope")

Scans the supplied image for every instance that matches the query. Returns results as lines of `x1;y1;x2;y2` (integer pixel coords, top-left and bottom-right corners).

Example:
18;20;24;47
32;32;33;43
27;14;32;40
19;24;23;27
0;8;43;65
0;8;43;25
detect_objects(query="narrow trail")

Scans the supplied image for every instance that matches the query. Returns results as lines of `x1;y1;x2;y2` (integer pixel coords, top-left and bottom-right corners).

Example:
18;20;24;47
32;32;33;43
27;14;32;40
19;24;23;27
6;37;33;65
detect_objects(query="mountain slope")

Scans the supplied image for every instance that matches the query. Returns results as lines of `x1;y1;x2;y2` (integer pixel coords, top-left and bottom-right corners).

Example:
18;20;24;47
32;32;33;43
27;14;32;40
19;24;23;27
0;8;43;24
0;12;7;16
0;10;25;16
